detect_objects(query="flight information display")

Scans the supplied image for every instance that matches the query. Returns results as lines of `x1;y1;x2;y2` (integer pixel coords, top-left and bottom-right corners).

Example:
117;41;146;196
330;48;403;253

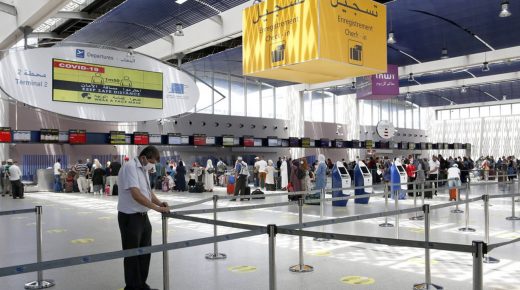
110;131;126;144
12;130;31;142
59;131;69;143
149;134;162;144
52;58;163;109
193;134;206;146
69;129;86;144
0;127;11;143
206;136;215;145
133;132;149;145
365;140;373;148
301;138;310;148
168;133;181;145
243;136;254;147
289;137;299;147
223;135;234;147
267;136;278;147
40;129;59;143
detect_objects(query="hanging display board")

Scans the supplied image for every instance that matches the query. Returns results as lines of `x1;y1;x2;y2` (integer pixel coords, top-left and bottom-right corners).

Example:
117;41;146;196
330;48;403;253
0;46;199;121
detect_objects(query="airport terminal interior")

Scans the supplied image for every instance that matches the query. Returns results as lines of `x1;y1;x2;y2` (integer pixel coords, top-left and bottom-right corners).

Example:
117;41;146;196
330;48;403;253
1;0;520;289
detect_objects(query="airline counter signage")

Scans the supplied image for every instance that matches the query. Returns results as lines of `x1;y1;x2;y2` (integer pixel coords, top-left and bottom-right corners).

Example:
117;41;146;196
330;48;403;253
243;0;387;83
357;64;399;100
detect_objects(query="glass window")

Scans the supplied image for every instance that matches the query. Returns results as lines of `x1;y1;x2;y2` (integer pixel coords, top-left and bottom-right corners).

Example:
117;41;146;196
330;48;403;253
413;106;420;129
460;108;469;119
361;100;372;126
213;73;229;115
489;105;500;116
261;84;274;118
405;105;413;128
469;107;479;118
304;91;312;121
372;101;380;126
230;76;245;116
381;100;390;121
275;87;288;120
312;91;323;122
439;110;450;120
501;104;511;116
195;71;213;114
450;109;460;119
246;80;260;117
397;104;405;127
480;106;489;117
323;92;334;123
392;100;398;127
513;103;520;115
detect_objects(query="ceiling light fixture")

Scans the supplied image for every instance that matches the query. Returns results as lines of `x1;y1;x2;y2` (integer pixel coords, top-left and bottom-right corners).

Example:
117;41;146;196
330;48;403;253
499;0;512;17
175;0;188;4
174;23;184;36
440;47;449;59
482;61;490;72
387;31;396;44
408;73;415;82
461;85;468;93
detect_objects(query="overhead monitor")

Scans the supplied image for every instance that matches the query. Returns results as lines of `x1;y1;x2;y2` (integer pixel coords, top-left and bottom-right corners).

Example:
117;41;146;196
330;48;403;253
59;131;69;143
351;140;361;148
223;135;234;147
40;129;59;143
193;134;206;146
254;138;262;147
149;134;162;145
133;132;149;145
289;137;300;147
334;139;344;148
69;129;86;144
365;140;373;149
206;136;215;145
0;127;12;143
281;139;289;147
12;130;31;142
310;140;315;147
168;133;181;145
320;138;330;147
233;137;240;145
110;131;126;145
409;142;416;150
181;135;190;145
267;136;278;147
243;136;254;147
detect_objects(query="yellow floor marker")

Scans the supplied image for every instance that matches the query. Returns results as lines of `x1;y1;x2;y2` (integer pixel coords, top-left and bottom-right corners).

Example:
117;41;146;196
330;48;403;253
71;238;95;244
98;216;114;220
307;249;332;257
409;228;425;234
340;276;375;285
407;257;439;265
47;229;67;234
11;216;29;220
227;266;257;273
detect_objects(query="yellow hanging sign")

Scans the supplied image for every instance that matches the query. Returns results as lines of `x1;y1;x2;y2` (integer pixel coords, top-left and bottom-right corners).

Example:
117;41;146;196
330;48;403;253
243;0;387;83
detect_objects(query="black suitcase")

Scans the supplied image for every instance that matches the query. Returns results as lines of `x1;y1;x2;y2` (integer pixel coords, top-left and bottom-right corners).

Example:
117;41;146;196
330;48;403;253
112;184;118;196
241;186;251;200
252;189;265;199
189;182;205;193
423;182;433;199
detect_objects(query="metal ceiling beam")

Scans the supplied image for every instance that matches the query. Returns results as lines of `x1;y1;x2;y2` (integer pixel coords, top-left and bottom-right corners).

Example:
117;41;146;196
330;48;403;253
0;1;17;16
28;32;63;39
54;11;95;20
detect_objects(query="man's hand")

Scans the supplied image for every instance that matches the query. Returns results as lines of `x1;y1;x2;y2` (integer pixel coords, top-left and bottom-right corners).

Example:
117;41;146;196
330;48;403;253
155;205;170;213
161;201;169;208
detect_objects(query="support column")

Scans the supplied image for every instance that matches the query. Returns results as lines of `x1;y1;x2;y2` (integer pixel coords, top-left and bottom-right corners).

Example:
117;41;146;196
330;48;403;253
0;92;9;161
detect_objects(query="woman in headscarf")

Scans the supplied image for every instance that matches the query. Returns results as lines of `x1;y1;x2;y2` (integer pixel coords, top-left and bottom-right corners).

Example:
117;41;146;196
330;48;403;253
290;159;303;194
175;161;187;192
265;160;276;191
204;159;215;192
315;154;327;192
301;159;311;191
280;157;288;190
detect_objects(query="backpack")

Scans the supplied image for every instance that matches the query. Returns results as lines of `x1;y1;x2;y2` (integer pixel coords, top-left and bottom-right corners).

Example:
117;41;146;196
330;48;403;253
296;168;305;179
239;162;249;176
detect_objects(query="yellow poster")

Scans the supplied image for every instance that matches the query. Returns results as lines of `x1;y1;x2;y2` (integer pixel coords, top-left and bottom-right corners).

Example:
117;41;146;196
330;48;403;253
52;59;163;109
242;0;386;83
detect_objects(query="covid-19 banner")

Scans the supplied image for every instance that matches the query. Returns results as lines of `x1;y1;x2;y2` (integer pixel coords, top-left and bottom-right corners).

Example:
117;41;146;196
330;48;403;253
0;46;199;121
243;0;387;83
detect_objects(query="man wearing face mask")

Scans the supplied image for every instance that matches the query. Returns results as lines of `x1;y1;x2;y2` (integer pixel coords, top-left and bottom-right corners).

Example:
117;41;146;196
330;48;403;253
117;146;170;290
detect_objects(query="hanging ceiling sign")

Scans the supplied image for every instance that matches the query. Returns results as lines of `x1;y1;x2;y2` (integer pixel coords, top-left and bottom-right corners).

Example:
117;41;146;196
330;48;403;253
243;0;387;83
0;46;199;121
357;64;398;100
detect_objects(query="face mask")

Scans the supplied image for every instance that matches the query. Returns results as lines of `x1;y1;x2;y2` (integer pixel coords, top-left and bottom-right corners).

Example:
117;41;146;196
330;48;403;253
141;158;155;171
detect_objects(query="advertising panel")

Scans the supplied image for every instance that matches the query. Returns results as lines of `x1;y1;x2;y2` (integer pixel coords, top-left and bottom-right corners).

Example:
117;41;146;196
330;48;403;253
69;129;86;144
0;127;11;143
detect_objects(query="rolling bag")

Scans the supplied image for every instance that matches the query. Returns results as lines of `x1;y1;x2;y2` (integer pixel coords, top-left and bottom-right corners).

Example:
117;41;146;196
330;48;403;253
423;182;433;199
227;183;235;195
449;188;457;201
242;186;251;201
252;188;265;199
112;184;118;196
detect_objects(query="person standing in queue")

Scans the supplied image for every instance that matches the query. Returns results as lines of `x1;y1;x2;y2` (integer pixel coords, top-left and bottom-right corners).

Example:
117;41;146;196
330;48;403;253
231;156;249;201
117;146;170;290
8;160;23;199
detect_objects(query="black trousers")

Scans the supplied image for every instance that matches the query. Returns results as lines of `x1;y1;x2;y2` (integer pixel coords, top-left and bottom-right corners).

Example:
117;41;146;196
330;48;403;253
10;180;23;198
428;174;438;195
233;175;247;197
118;212;152;290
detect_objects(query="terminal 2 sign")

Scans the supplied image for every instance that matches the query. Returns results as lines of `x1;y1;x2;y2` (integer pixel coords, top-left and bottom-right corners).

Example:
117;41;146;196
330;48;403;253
243;0;387;83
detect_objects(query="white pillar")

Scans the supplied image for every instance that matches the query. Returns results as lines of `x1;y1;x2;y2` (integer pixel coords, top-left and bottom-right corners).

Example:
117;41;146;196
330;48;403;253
0;92;9;161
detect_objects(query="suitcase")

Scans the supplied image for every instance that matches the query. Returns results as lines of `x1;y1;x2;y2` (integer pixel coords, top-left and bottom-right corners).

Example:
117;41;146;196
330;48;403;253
162;180;169;192
227;183;235;195
449;188;457;201
423;182;433;199
112;184;118;196
228;175;235;184
252;189;265;199
65;180;74;193
189;182;204;193
104;185;110;195
242;186;251;201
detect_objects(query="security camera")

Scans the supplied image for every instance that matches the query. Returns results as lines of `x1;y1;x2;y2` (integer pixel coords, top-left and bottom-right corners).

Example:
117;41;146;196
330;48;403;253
189;121;192;125
201;121;206;126
226;123;232;128
250;124;256;129
240;124;244;128
274;126;278;130
215;122;219;127
263;125;267;129
174;120;178;125
284;126;288;130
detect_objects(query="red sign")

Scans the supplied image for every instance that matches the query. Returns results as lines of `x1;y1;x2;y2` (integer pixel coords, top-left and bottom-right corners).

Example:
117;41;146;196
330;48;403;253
243;136;254;147
53;60;105;73
0;127;11;143
193;134;206;146
69;129;86;144
134;132;149;145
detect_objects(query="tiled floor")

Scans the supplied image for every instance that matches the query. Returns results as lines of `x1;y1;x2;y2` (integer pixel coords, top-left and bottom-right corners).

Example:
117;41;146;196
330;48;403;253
0;181;519;290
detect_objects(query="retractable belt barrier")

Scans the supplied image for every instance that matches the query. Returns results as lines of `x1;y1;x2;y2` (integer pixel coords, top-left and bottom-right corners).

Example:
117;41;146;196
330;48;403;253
0;208;37;216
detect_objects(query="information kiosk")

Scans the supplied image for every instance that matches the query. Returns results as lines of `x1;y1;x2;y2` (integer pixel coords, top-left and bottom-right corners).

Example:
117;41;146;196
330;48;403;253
332;161;351;206
354;161;372;204
390;159;408;200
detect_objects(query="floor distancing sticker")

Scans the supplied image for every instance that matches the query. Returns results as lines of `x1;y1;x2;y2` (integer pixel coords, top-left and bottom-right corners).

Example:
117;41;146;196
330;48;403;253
47;229;67;234
409;228;425;233
26;222;45;226
340;276;375;285
71;238;94;244
227;266;257;273
407;257;439;265
307;249;332;256
11;216;29;220
98;216;114;220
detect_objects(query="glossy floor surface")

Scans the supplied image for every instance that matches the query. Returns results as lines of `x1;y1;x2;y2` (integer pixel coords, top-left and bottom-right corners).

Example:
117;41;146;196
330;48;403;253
1;180;519;290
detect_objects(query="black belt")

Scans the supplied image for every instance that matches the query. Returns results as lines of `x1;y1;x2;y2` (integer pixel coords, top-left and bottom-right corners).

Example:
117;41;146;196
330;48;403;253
120;211;148;216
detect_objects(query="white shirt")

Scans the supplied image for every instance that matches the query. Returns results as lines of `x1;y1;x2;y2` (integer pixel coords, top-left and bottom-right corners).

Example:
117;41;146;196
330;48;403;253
8;164;22;181
447;167;461;179
429;160;440;175
53;162;61;175
257;160;267;173
117;157;152;214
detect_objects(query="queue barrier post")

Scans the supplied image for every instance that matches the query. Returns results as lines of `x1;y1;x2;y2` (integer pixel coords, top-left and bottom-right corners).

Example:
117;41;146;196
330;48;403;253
289;198;313;273
395;189;400;240
459;183;476;232
410;182;424;221
162;215;170;290
24;206;55;289
379;184;394;227
268;224;277;290
482;194;500;264
506;191;520;220
205;195;227;260
314;188;329;242
413;204;443;290
472;241;484;290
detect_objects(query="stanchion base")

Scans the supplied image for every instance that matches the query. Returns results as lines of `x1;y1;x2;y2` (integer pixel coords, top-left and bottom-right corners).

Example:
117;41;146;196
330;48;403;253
483;256;500;264
515;199;520;203
289;264;314;273
379;222;394;227
409;215;424;221
506;216;520;221
458;227;476;232
205;253;227;260
450;209;464;214
313;237;330;241
413;282;444;290
24;280;55;289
